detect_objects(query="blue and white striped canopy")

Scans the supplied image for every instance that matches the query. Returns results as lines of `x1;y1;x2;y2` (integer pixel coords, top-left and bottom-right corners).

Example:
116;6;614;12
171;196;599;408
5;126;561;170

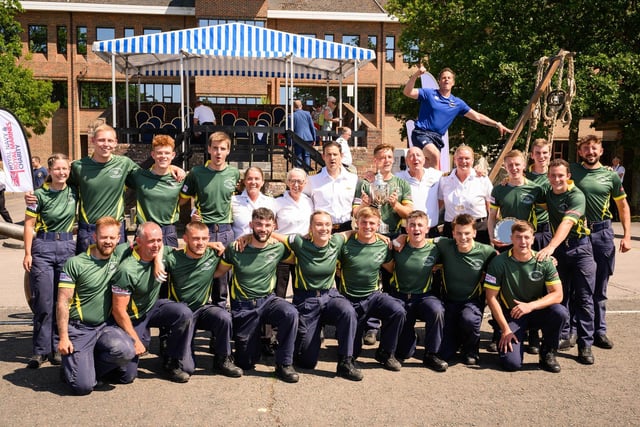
92;23;376;80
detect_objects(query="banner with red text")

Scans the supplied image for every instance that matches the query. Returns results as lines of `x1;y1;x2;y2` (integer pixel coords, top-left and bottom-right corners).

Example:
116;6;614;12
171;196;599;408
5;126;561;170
0;108;34;192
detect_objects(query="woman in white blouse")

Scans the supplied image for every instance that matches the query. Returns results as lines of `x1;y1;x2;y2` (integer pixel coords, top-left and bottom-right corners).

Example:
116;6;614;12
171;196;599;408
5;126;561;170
275;167;314;297
231;166;277;239
438;144;493;244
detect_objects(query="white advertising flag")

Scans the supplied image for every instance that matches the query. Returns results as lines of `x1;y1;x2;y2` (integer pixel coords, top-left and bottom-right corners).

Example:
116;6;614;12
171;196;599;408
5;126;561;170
0;108;34;192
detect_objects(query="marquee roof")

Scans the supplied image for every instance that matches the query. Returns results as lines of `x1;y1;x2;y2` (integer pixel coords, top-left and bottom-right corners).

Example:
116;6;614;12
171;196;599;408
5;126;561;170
92;23;376;80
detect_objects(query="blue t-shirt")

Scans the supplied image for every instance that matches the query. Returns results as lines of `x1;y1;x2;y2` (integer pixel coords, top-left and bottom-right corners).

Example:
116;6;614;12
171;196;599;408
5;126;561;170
415;88;471;135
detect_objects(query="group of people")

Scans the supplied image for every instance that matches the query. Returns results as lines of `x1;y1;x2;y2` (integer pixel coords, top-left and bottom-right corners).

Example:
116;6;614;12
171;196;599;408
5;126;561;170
20;65;630;395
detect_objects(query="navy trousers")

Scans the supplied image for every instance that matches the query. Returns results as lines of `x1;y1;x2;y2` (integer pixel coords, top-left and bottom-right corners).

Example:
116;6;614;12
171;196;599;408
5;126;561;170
348;291;406;359
498;304;568;371
231;294;299;369
391;292;444;360
292;288;358;368
61;321;135;395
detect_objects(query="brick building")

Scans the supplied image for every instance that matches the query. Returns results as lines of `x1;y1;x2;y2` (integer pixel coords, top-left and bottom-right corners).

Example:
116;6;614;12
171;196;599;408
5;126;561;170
16;0;412;167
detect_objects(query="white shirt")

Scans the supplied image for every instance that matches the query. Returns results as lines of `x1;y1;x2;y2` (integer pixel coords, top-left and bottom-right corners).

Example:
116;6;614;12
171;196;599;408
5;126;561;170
613;164;625;182
194;104;216;124
335;136;353;166
304;167;358;224
438;168;493;221
275;191;314;234
395;167;443;227
231;190;277;238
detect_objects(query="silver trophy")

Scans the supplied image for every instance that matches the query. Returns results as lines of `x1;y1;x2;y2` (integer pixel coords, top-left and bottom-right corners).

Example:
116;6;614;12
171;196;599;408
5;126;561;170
369;170;390;234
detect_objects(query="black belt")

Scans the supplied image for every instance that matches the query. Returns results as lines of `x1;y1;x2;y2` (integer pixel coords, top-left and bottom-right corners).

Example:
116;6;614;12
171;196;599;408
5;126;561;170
564;235;590;248
590;219;611;232
536;222;550;233
332;221;351;232
206;223;232;232
36;231;74;241
390;291;429;301
294;289;331;298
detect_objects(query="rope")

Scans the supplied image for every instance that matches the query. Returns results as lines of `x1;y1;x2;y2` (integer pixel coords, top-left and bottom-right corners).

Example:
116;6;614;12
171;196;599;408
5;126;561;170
558;56;575;125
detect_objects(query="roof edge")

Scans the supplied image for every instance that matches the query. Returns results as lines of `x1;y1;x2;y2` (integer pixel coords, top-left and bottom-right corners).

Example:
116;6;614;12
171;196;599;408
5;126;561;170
20;1;194;15
267;10;398;23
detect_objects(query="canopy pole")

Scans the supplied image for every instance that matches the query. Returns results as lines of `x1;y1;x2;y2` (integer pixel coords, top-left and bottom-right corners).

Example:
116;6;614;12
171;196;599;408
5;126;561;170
137;73;141;115
111;53;117;128
338;74;343;129
179;54;186;167
289;54;294;130
354;60;359;147
125;64;130;143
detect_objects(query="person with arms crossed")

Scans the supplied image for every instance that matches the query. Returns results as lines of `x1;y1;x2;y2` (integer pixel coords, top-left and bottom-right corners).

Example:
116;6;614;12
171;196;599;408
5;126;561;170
56;217;136;394
111;222;194;383
570;135;631;349
23;154;78;369
403;66;512;170
536;159;596;364
484;220;567;373
214;208;300;383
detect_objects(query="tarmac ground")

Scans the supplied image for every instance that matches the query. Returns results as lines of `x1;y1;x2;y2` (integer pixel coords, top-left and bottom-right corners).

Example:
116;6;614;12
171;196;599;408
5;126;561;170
1;193;639;426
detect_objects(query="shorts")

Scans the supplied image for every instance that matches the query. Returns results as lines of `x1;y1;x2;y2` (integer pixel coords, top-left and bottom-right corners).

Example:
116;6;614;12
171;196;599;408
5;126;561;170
411;128;444;151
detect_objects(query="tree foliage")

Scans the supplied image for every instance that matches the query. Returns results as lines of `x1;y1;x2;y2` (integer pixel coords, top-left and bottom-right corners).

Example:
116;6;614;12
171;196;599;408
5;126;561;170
385;0;640;151
0;0;58;135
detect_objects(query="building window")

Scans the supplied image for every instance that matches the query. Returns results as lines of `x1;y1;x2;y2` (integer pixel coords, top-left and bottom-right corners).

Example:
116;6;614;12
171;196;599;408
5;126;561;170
96;27;115;41
77;26;87;55
28;25;47;54
324;34;334;43
367;35;377;51
342;35;360;47
124;28;135;38
56;26;67;55
299;33;316;39
198;19;265;28
143;28;161;35
385;36;395;63
52;81;68;108
199;95;264;105
80;82;111;109
139;83;181;103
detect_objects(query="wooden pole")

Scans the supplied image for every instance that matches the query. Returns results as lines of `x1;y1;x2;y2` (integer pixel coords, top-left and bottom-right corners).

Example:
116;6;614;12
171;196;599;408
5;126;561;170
489;49;572;181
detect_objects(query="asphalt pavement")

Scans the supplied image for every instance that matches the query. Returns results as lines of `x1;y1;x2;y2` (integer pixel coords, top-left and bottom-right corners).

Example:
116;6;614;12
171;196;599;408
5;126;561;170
1;192;639;426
